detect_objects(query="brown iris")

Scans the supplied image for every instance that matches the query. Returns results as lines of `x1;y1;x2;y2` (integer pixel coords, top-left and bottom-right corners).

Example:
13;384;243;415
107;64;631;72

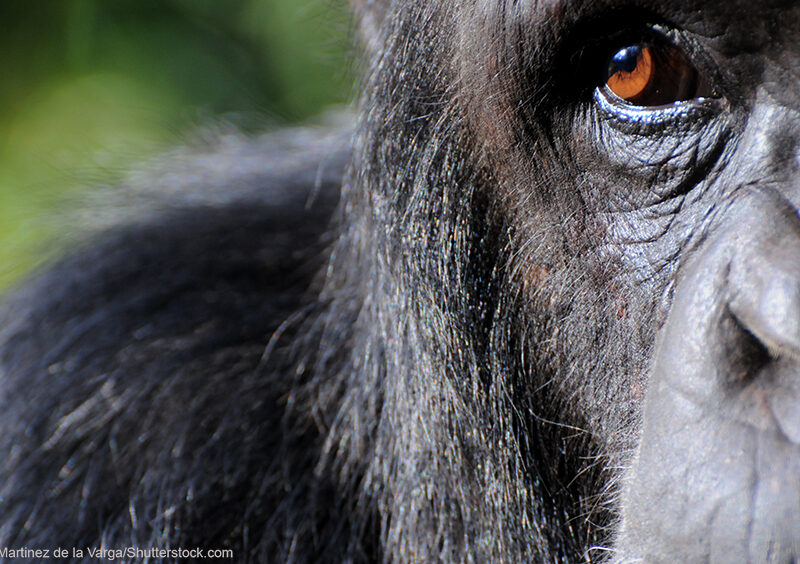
604;42;707;106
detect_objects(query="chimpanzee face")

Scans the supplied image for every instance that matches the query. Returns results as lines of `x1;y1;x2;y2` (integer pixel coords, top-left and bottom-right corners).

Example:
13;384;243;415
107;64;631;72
453;1;800;561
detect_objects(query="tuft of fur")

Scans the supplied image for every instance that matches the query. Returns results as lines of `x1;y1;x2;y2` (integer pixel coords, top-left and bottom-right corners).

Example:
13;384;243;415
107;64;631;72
0;123;355;562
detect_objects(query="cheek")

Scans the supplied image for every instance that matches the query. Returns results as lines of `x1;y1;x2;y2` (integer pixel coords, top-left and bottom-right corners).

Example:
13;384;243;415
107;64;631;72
515;225;662;442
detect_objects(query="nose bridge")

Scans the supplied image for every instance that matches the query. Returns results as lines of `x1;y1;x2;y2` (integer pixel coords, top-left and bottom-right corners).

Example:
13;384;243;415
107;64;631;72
683;152;800;381
727;187;800;360
734;96;800;209
659;184;800;406
762;16;800;105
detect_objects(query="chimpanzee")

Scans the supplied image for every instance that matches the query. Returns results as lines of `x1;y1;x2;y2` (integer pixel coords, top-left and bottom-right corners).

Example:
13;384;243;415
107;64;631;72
1;0;798;562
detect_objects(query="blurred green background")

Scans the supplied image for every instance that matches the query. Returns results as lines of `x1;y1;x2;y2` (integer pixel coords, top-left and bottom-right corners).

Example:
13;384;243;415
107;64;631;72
0;0;353;287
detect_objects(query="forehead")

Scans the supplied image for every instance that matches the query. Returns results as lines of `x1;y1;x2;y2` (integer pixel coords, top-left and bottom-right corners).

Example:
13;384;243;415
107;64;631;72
514;0;797;41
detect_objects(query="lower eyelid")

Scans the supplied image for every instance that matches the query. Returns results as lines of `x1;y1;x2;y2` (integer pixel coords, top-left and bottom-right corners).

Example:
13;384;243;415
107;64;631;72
594;87;722;133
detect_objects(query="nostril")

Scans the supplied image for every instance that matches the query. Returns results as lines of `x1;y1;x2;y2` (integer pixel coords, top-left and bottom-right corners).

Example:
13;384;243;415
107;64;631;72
724;307;772;387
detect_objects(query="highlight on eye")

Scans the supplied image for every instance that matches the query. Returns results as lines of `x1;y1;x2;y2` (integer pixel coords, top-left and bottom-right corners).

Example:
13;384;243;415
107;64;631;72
604;41;709;106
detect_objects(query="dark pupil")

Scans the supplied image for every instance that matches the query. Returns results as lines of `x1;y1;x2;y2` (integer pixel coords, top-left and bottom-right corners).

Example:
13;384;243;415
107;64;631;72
608;46;642;76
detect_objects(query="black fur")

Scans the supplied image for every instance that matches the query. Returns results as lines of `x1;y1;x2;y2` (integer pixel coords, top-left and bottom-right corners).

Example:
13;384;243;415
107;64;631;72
4;1;800;563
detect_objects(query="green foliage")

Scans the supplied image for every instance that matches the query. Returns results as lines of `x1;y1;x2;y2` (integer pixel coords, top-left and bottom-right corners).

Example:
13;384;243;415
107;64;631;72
0;0;353;286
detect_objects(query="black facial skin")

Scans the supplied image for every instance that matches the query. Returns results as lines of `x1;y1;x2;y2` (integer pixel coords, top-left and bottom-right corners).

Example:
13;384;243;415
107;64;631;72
0;1;799;563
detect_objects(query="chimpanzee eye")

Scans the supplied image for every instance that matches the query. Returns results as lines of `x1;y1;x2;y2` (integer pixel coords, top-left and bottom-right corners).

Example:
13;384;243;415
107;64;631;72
604;41;712;106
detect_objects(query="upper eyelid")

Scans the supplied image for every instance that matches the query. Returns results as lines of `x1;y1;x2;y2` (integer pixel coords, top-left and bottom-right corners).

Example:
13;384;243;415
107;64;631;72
542;13;725;115
565;24;675;90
